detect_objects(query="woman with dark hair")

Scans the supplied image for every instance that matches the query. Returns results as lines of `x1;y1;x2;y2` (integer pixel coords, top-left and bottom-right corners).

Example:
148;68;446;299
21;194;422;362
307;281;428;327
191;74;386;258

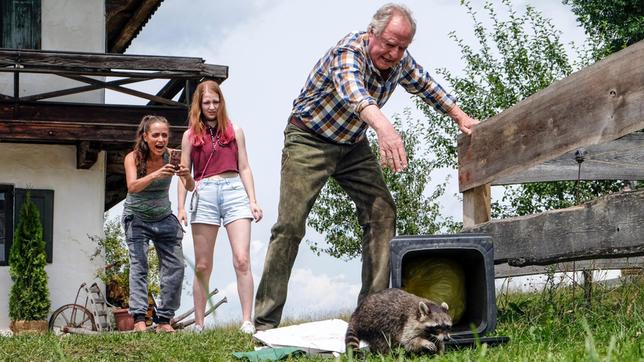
122;115;194;332
177;80;262;334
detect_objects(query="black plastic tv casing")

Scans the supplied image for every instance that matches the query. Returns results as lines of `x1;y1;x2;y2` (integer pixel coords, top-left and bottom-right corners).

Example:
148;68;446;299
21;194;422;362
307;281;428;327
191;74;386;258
390;234;497;339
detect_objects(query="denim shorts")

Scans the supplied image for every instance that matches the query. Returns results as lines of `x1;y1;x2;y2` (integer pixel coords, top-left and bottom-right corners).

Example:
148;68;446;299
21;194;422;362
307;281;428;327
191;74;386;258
190;176;253;226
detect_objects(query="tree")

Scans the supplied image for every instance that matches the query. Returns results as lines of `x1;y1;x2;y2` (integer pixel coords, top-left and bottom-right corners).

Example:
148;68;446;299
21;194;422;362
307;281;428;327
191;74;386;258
562;0;644;59
307;110;458;260
420;0;573;170
420;0;627;218
9;191;51;322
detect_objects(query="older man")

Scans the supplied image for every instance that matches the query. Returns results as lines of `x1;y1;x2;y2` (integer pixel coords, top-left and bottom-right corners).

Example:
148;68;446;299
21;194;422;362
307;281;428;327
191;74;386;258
254;3;478;331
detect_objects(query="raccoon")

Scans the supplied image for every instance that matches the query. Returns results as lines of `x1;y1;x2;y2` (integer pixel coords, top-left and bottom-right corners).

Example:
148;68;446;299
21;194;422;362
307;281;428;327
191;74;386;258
345;288;452;355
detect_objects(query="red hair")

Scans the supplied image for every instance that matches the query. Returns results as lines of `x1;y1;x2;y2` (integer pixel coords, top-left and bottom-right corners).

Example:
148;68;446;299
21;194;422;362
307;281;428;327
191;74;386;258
187;80;235;146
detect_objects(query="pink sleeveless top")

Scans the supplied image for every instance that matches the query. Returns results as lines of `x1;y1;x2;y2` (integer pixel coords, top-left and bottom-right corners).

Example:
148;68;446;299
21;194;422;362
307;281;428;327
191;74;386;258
191;126;239;181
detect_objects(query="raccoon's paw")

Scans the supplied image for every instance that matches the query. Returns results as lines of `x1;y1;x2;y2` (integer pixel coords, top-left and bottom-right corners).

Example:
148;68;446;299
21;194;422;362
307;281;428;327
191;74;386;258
422;340;438;354
437;341;446;354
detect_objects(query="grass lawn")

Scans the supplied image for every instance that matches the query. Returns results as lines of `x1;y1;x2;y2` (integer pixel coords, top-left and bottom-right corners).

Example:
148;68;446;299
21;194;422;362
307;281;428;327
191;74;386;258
1;274;642;361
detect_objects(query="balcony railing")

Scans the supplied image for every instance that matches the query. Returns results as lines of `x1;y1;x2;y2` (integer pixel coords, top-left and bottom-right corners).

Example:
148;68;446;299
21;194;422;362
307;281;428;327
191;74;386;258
0;48;228;209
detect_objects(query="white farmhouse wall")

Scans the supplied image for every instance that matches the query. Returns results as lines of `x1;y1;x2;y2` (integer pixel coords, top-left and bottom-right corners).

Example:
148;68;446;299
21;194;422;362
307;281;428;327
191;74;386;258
41;0;105;52
0;0;105;103
0;144;106;330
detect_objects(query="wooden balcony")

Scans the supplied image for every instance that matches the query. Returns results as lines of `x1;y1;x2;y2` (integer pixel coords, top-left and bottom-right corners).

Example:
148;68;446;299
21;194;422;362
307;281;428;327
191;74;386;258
0;48;228;209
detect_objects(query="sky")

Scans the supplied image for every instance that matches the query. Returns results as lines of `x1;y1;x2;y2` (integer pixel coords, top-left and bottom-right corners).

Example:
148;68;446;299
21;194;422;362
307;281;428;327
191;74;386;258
106;0;589;326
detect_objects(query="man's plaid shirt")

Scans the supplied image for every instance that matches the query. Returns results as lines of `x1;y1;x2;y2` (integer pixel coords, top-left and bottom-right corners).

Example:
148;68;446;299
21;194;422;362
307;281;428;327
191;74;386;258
291;31;456;144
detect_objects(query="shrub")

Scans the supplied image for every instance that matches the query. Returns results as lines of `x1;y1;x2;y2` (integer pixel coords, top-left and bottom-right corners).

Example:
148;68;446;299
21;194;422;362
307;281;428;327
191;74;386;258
8;191;51;321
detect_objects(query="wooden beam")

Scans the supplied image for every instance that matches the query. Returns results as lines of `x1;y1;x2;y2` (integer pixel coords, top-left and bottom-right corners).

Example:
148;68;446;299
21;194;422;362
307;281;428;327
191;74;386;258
0;67;223;80
105;0;163;54
494;133;644;184
180;79;198;106
463;183;491;227
494;257;644;278
1;120;138;143
19;77;146;102
109;0;162;53
0;49;227;77
61;74;184;107
76;141;100;169
0;101;188;126
458;40;644;192
0;120;184;145
464;189;644;266
150;79;185;105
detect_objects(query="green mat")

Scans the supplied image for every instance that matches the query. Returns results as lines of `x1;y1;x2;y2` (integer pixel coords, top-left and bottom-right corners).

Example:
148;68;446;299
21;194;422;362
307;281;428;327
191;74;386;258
232;347;306;361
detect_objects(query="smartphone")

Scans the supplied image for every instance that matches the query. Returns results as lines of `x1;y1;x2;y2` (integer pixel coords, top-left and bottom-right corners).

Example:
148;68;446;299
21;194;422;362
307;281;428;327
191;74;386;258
169;149;181;169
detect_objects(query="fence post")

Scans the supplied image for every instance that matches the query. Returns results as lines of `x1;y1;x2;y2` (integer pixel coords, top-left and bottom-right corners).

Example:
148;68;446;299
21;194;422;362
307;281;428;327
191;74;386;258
463;183;491;228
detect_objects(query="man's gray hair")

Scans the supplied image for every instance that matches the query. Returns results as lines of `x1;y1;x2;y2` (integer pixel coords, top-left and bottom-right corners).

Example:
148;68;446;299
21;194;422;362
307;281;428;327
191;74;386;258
367;3;417;38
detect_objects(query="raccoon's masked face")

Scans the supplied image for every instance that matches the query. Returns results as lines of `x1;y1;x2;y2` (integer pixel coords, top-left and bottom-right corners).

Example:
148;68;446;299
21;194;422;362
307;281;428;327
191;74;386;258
419;301;452;342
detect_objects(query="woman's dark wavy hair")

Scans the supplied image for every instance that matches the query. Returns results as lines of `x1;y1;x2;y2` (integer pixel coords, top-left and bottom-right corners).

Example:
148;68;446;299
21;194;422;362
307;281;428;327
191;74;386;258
133;115;169;178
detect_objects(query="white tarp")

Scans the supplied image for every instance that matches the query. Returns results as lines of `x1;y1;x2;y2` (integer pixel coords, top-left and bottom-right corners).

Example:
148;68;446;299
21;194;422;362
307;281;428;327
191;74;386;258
253;319;365;356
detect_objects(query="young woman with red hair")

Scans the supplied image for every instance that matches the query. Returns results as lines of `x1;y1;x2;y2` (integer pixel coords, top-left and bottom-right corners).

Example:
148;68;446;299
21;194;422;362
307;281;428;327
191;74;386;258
177;81;262;334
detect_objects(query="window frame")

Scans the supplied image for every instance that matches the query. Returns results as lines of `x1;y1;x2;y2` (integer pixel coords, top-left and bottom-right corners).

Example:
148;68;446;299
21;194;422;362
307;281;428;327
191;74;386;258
0;185;15;266
0;186;54;266
1;0;42;50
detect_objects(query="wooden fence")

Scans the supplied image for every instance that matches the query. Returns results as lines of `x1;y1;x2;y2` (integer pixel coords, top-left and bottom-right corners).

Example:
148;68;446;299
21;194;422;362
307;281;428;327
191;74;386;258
457;40;644;277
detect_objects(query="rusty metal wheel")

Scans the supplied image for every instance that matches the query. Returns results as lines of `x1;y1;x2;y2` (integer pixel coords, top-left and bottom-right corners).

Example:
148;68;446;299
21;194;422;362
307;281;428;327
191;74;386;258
48;304;96;333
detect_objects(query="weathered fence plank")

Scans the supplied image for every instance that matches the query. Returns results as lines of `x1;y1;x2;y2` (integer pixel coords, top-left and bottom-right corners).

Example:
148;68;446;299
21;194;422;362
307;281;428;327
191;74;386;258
458;40;644;192
494;133;644;184
494;257;644;278
463;190;644;266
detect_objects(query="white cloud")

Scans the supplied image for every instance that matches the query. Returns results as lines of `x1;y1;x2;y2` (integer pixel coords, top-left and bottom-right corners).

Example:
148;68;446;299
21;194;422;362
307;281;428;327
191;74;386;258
250;239;266;259
284;268;361;319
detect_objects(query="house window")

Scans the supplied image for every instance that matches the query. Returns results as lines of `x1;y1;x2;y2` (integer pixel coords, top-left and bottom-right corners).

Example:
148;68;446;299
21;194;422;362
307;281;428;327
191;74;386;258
0;186;53;266
1;0;41;49
0;185;14;266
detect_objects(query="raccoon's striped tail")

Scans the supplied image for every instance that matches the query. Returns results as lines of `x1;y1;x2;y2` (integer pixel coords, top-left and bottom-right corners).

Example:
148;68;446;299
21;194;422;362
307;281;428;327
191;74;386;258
345;325;360;353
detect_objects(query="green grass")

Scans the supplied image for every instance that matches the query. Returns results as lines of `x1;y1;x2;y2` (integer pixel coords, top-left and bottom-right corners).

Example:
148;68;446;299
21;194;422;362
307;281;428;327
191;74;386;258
1;274;643;361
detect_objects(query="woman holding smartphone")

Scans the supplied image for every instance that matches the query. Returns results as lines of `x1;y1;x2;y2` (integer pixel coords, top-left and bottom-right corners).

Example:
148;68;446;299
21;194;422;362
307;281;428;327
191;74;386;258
122;115;194;332
177;80;262;334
